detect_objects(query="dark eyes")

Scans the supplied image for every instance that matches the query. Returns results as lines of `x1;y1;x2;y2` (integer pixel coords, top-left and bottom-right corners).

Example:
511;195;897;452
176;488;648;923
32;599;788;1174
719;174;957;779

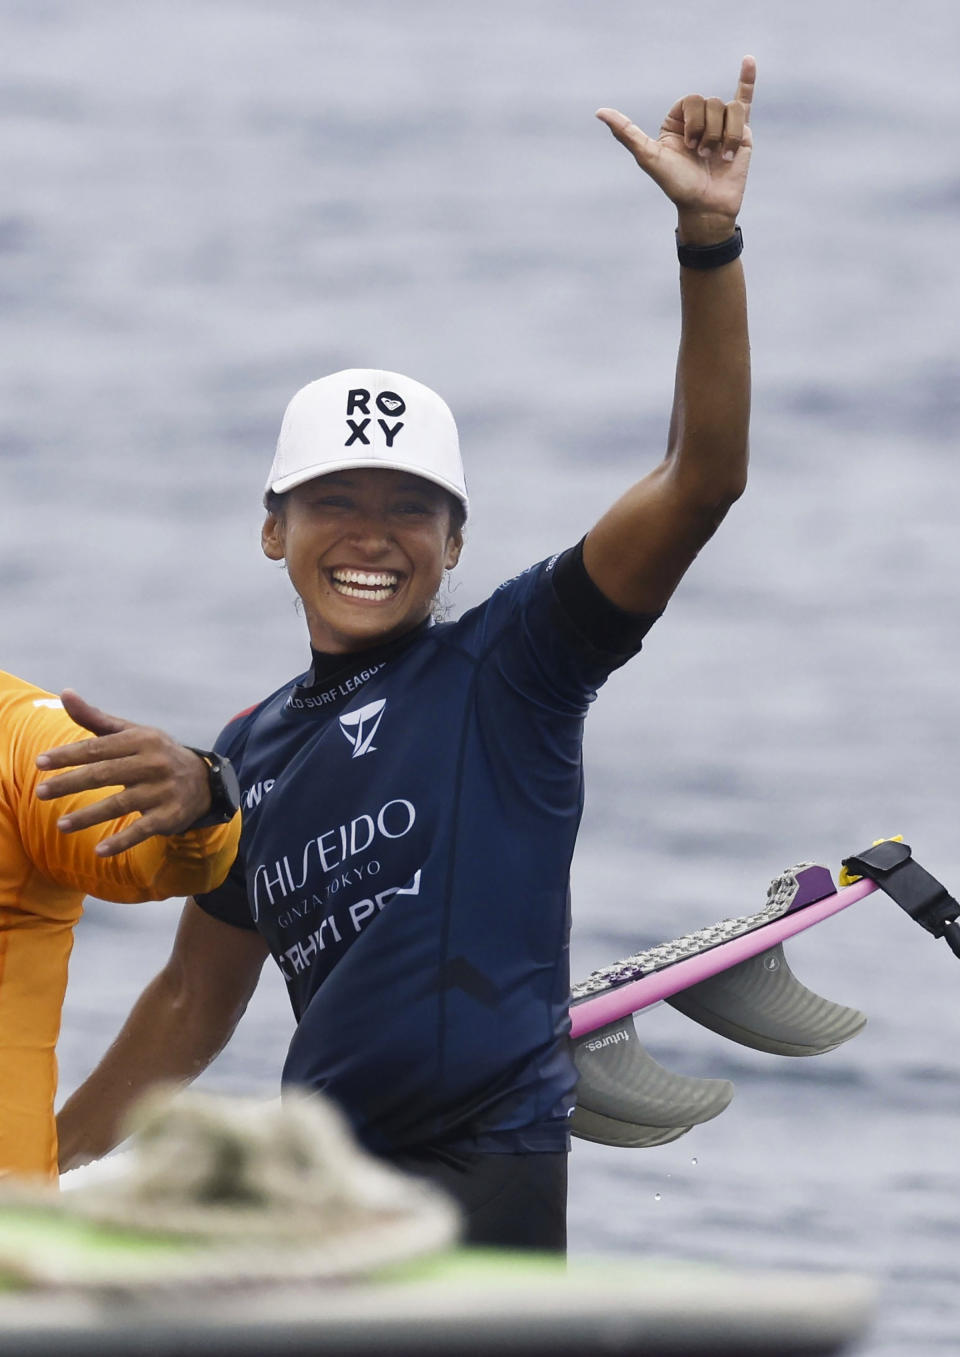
305;497;434;517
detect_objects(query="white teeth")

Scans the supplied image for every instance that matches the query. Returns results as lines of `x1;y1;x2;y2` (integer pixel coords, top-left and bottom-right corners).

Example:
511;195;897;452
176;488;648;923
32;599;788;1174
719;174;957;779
332;570;399;587
330;568;400;601
334;584;395;601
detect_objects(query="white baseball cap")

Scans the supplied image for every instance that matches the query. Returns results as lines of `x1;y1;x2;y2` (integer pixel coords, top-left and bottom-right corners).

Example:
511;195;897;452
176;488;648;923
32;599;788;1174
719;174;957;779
265;369;468;513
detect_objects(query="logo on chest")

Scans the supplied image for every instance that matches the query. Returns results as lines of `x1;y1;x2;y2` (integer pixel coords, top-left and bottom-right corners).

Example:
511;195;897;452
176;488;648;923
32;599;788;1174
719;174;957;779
339;698;387;758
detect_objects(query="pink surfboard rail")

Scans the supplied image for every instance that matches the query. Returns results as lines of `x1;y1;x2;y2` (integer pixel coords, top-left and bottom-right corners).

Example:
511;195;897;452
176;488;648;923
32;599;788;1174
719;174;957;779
570;877;879;1039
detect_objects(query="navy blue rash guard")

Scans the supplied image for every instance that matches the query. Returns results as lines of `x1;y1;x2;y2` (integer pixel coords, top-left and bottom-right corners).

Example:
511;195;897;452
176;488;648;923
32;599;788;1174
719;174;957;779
196;543;656;1156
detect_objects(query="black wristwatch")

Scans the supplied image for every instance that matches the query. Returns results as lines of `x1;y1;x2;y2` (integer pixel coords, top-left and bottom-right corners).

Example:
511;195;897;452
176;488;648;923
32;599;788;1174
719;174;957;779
184;748;241;829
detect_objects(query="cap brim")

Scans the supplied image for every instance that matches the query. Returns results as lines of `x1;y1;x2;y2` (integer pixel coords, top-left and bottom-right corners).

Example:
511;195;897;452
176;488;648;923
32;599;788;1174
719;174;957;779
268;458;469;511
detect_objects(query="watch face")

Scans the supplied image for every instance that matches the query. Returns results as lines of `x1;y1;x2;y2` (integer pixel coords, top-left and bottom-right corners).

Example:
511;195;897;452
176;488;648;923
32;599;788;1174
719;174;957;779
211;759;241;808
184;749;240;830
216;757;242;814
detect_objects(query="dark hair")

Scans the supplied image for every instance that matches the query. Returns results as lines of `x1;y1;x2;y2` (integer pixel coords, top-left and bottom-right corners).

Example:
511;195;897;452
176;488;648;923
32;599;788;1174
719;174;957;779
446;492;467;539
264;484;466;538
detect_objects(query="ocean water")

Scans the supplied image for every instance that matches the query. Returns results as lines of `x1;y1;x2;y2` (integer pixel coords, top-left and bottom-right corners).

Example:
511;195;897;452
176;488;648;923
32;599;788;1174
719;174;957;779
2;2;959;1351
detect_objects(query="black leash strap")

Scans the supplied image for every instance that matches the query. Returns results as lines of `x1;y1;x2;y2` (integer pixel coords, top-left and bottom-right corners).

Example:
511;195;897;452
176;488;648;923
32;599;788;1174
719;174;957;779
841;840;960;959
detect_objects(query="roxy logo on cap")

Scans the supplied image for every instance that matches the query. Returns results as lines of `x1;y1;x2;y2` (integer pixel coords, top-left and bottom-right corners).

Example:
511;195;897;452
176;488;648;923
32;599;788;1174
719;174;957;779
345;388;407;449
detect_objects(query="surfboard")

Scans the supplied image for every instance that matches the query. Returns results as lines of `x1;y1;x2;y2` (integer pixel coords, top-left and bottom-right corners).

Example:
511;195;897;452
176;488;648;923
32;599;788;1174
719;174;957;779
0;1248;879;1357
0;1239;875;1357
571;866;876;1038
568;865;879;1148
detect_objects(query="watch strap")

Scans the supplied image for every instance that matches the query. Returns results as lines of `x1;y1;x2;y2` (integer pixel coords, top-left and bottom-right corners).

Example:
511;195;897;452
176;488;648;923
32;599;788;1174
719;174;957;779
676;225;743;270
184;748;241;829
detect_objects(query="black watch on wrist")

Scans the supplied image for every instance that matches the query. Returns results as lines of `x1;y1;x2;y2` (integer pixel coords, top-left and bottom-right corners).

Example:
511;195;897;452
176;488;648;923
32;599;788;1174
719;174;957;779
184;748;241;829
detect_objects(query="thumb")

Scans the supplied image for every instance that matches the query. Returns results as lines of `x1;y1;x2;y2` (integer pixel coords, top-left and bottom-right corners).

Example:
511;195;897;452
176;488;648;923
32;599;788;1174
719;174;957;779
595;107;658;170
60;689;131;737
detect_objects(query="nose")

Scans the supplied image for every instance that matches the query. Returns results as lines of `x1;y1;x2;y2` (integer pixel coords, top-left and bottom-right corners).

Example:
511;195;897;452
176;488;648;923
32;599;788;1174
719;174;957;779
344;508;393;556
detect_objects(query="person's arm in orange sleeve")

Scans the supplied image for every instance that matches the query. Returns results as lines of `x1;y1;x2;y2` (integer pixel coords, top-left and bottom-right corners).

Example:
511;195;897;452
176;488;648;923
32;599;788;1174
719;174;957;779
21;684;240;901
0;671;240;1181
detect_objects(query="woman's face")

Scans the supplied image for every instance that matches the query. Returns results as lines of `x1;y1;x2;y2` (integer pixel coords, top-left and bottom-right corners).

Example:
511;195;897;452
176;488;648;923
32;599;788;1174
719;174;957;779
262;468;463;654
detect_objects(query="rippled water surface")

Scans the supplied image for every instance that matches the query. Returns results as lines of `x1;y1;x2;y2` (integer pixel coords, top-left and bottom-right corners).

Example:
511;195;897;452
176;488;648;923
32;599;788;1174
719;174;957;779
3;3;960;1352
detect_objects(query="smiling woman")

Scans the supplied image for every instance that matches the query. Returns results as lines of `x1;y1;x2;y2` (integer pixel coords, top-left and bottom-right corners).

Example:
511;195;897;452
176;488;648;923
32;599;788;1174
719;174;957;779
54;58;755;1254
263;469;463;652
261;373;467;652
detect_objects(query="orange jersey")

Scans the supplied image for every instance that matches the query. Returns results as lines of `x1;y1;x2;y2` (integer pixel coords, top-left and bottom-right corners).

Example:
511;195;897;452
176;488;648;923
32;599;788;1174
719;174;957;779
0;670;240;1180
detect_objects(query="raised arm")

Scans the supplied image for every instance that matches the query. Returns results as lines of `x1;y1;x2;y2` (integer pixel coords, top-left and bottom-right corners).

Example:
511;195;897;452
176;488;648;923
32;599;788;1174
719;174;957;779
57;898;269;1170
584;56;755;615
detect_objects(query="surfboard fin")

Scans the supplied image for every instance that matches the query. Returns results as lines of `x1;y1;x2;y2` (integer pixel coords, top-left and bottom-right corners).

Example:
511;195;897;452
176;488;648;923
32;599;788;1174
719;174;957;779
665;943;867;1056
571;1015;734;1147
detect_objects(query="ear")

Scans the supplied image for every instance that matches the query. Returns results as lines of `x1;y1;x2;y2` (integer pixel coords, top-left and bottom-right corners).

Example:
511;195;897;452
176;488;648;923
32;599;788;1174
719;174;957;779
444;531;463;572
261;512;286;562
